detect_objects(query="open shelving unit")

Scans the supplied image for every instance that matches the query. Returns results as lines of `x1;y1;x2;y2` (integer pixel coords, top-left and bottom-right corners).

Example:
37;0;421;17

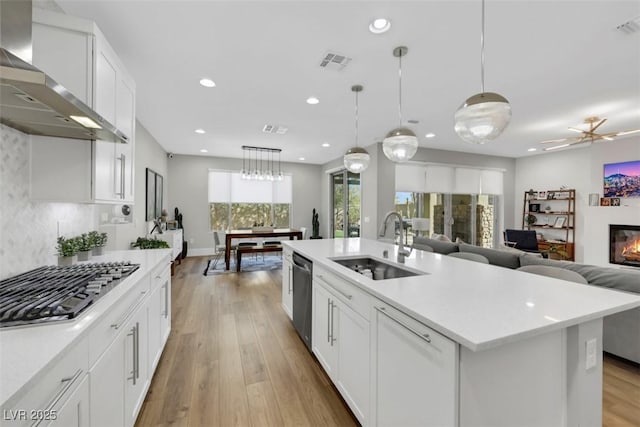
522;189;576;261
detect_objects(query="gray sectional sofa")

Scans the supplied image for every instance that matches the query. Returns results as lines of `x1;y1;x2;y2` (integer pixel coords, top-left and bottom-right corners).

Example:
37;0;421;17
413;236;640;364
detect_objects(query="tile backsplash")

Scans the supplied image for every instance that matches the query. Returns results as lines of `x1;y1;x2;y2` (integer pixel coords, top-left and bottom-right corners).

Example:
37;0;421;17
1;125;96;279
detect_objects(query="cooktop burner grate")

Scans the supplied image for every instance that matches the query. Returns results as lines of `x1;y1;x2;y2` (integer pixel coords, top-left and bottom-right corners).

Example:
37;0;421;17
0;262;139;328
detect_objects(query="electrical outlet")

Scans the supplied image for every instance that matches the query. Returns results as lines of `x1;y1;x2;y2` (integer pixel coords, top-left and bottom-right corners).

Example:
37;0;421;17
189;238;195;244
364;216;370;223
585;338;597;370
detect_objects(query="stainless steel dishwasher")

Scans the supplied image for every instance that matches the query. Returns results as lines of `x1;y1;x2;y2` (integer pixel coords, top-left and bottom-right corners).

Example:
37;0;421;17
292;252;312;351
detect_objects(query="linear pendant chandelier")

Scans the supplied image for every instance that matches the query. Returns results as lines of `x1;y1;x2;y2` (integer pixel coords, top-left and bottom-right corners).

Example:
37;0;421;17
241;145;283;181
454;0;511;144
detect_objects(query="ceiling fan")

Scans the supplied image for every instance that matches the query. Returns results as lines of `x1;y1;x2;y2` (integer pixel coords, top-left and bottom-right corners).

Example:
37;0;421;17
540;116;640;150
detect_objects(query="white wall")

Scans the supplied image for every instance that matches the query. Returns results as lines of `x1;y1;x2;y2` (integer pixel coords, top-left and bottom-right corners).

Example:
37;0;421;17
0;125;96;278
167;154;322;256
514;137;640;266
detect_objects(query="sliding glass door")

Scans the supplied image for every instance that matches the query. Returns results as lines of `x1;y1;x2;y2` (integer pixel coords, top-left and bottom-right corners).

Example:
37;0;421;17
331;171;361;238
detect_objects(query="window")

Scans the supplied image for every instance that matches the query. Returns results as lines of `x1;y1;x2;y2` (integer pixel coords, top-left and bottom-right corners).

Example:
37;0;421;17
395;164;503;247
208;170;292;230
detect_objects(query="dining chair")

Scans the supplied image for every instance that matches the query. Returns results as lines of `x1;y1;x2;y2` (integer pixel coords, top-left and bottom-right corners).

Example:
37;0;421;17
299;227;307;239
210;230;234;270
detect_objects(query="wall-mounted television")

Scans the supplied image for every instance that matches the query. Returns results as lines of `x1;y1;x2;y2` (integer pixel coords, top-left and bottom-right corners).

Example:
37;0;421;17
603;160;640;198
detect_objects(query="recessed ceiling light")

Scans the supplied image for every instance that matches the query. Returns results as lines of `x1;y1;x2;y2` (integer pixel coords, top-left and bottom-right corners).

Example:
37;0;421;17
527;148;537;152
369;18;391;34
299;157;305;161
306;97;320;105
195;129;205;134
200;149;208;153
425;133;436;138
322;143;330;147
199;78;216;88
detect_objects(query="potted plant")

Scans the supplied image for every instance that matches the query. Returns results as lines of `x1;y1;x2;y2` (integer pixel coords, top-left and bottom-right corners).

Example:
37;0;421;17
131;237;170;249
77;233;93;261
89;231;108;256
56;236;79;266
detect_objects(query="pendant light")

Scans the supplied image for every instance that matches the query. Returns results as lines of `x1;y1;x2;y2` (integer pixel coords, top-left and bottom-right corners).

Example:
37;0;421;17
454;0;511;144
344;85;370;173
383;46;418;163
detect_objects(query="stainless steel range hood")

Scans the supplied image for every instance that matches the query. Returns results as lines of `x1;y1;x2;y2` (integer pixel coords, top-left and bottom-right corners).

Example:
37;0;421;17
0;0;129;143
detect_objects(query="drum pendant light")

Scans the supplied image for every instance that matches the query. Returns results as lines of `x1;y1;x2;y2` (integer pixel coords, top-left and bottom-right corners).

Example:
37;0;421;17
454;0;511;144
344;85;370;173
383;46;418;163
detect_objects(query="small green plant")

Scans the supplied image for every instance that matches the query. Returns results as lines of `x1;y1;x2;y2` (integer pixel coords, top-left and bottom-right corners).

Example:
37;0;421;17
88;231;108;248
131;237;170;250
56;236;79;257
77;233;93;252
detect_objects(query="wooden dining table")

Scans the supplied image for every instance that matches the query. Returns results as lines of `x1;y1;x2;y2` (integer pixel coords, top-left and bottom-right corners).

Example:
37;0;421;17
224;228;303;270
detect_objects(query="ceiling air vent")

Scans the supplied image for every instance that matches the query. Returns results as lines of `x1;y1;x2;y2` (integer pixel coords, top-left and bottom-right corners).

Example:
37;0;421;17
616;16;640;34
319;52;352;70
262;124;288;135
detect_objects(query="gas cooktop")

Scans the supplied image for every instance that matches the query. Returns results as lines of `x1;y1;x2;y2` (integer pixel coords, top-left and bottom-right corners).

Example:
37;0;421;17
0;262;139;328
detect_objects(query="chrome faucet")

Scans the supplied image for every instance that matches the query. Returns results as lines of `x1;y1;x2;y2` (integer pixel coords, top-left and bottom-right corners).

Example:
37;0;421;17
379;211;411;263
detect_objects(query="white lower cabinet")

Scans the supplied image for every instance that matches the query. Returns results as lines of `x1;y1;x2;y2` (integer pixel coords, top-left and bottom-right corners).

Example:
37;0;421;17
281;248;293;319
1;339;89;427
312;268;370;425
372;302;458;426
148;263;171;371
90;335;125;427
123;308;148;427
49;375;89;427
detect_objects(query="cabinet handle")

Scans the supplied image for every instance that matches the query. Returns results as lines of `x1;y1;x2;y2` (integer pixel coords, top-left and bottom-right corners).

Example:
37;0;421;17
288;266;292;294
115;154;125;198
135;321;140;380
330;301;336;346
31;369;83;427
127;326;137;385
375;306;432;344
327;299;331;343
163;281;169;318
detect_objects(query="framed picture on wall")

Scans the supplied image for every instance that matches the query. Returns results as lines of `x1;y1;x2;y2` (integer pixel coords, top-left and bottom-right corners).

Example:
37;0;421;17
538;191;547;200
155;174;163;218
146;168;156;221
600;197;611;206
611;197;621;206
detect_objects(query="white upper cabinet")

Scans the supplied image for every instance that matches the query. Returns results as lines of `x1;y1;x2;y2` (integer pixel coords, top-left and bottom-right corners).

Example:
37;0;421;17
30;9;136;204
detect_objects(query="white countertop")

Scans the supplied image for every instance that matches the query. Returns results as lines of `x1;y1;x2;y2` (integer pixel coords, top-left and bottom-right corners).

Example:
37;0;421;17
0;249;172;406
284;238;640;352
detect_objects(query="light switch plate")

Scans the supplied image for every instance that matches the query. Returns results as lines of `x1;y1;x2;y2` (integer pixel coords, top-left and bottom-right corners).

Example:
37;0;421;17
585;338;597;370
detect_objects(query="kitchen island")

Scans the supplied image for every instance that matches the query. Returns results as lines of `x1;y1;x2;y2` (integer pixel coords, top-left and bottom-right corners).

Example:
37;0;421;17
0;249;172;427
283;238;640;426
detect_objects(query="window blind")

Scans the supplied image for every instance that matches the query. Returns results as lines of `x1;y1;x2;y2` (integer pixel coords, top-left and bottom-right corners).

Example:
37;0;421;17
395;164;503;195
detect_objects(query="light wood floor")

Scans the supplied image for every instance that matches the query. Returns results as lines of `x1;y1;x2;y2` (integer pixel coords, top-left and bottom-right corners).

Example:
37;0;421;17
136;256;640;427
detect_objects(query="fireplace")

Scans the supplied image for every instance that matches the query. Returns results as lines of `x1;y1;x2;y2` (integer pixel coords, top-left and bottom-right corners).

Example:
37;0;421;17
610;224;640;268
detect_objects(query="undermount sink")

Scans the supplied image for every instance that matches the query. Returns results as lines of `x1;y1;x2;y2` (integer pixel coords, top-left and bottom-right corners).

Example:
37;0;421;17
331;256;427;280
